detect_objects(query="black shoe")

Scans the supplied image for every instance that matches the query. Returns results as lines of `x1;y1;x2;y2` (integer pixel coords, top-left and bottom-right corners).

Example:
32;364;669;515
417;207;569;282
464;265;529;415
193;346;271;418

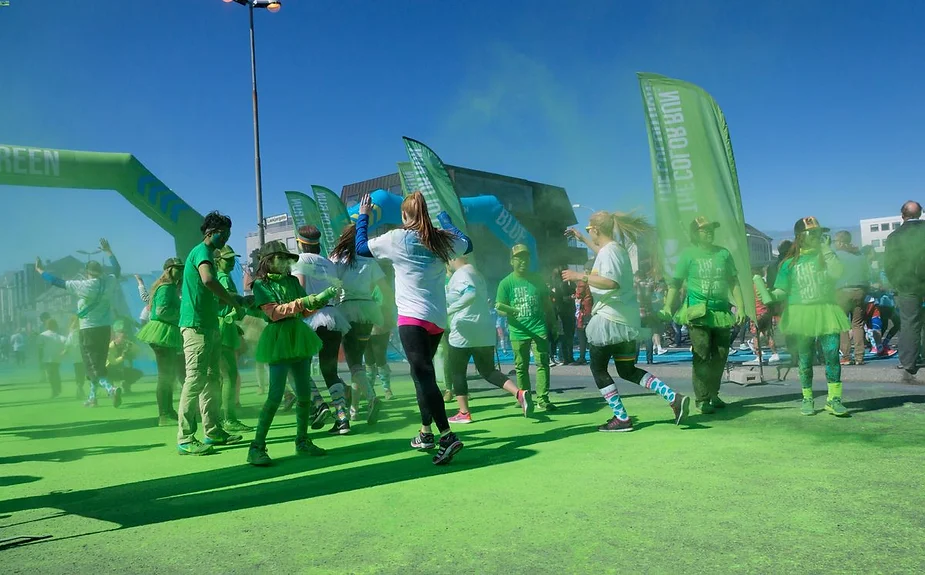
432;432;463;465
367;396;382;425
411;432;436;450
327;420;350;435
311;404;332;430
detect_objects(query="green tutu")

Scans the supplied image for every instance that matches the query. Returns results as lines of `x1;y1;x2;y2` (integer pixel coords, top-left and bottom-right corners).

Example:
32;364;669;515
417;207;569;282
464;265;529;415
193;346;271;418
780;303;850;337
136;319;181;350
675;303;735;329
256;318;323;364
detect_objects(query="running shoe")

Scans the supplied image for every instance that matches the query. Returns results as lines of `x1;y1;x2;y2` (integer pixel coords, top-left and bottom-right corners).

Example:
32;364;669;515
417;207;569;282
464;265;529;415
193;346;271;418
411;432;436;450
448;411;472;424
367;396;382;425
282;391;296;412
768;353;781;364
311;403;332;430
383;388;394;400
697;401;715;414
223;419;254;433
442;389;454;402
204;429;244;446
825;398;848;417
432;432;463;465
800;398;815;416
83;398;98;408
158;415;174;427
536;399;558;411
598;416;633;432
328;420;351;435
247;444;272;466
349;404;359;422
295;436;326;456
178;438;214;456
711;396;728;409
670;393;690;425
516;389;533;417
111;387;123;408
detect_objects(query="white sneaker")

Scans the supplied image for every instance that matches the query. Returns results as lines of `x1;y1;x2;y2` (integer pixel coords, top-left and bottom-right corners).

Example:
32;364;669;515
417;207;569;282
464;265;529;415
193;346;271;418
656;347;668;355
349;405;359;422
768;353;781;364
743;359;761;366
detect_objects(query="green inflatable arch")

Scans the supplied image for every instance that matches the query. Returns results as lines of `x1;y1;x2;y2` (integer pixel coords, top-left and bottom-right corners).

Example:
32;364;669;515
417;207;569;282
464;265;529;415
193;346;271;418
0;144;202;257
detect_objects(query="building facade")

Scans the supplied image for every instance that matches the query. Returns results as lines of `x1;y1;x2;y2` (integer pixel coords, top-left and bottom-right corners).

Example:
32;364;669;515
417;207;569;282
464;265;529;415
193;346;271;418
860;216;902;252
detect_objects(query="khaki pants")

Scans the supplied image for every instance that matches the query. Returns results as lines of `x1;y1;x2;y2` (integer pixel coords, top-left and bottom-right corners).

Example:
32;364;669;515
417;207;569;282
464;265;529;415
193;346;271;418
177;327;222;444
837;287;867;363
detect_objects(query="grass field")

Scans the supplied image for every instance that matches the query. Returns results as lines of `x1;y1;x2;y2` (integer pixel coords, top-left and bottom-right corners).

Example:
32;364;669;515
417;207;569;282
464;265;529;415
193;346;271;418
2;366;924;574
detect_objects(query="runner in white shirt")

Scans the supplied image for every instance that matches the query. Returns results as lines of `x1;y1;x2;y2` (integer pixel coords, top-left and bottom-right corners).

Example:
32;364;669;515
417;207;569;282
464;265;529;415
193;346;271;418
445;256;533;424
331;223;394;425
292;225;353;435
356;191;469;465
565;211;689;432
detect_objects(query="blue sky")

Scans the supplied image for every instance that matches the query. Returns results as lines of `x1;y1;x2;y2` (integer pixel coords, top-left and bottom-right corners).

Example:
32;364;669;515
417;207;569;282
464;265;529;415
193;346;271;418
2;0;923;273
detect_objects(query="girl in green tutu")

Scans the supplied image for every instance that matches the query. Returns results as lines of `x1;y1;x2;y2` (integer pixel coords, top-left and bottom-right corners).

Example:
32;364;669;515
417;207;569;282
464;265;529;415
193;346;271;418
765;217;850;416
246;240;339;466
136;257;185;426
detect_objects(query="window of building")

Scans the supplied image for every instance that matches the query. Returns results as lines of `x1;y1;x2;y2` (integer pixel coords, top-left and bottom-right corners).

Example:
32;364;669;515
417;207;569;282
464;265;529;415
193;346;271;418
893;222;901;230
871;239;881;248
870;224;879;232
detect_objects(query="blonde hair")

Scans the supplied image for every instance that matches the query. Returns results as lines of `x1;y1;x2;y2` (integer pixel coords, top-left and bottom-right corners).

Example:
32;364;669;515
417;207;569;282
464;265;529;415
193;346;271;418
401;192;455;262
589;210;653;246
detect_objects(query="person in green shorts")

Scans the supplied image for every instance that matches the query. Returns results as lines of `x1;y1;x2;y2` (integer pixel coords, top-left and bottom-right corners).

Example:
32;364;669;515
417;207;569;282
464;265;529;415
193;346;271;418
496;244;557;411
661;216;746;414
177;211;247;456
764;216;850;416
137;257;184;426
214;245;254;433
247;240;338;466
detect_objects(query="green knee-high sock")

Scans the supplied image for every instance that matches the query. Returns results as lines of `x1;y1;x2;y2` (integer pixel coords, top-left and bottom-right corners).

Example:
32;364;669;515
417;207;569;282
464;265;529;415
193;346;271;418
295;399;311;438
254;398;281;447
827;382;842;401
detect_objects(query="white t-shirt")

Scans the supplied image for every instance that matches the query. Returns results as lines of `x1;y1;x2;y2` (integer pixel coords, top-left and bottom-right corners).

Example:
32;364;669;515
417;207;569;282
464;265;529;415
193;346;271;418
334;255;385;302
368;229;467;329
11;332;25;351
591;241;641;328
65;275;120;329
40;330;67;361
291;253;338;296
446;264;496;348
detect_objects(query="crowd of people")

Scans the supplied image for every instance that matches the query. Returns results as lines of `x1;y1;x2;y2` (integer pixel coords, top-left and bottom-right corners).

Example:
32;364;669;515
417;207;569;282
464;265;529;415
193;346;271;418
11;195;925;465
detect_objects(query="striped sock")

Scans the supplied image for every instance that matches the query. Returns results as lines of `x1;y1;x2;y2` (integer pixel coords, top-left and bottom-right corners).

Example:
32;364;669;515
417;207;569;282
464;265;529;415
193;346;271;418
328;382;348;422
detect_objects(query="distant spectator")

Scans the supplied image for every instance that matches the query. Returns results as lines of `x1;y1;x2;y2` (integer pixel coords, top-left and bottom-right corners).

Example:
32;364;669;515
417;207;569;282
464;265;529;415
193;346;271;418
574;260;594;365
884;200;925;383
40;319;67;398
833;231;869;365
11;328;25;366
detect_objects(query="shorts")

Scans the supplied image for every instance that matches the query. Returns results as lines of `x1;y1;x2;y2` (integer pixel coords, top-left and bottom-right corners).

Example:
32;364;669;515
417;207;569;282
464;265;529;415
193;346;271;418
750;314;776;336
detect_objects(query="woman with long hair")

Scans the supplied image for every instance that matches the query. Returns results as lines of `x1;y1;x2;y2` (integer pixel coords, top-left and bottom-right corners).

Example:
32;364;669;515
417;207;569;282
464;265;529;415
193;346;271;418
330;223;393;424
245;240;338;466
136;257;185;425
356;191;471;465
765;217;849;416
660;216;746;414
566;211;689;432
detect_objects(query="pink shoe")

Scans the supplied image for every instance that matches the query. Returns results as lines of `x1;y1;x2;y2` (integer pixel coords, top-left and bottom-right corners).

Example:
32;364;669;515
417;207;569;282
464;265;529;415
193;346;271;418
448;411;472;424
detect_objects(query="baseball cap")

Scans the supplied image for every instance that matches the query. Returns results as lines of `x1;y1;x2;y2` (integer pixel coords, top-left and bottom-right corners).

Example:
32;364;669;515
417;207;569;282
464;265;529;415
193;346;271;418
215;245;241;260
511;244;531;257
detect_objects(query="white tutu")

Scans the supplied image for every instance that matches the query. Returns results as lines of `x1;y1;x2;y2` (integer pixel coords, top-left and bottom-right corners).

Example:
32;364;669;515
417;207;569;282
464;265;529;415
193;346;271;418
308;306;352;333
338;300;384;327
585;315;647;347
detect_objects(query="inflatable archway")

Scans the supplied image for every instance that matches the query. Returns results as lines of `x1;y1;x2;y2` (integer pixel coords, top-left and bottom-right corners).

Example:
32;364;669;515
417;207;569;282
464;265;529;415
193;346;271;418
0;144;202;257
348;189;539;265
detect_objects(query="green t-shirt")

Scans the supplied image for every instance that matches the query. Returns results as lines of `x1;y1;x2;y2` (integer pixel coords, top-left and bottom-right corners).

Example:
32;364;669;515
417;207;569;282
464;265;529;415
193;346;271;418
496;273;548;341
774;252;837;306
150;283;180;325
179;242;218;331
252;274;306;314
673;245;737;311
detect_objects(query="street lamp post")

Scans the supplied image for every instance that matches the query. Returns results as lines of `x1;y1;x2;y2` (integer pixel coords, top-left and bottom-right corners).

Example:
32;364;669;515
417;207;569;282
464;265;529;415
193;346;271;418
223;0;281;247
571;203;596;214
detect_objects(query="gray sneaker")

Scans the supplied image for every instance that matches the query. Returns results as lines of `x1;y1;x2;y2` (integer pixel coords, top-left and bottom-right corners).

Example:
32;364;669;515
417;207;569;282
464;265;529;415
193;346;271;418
247;444;272;466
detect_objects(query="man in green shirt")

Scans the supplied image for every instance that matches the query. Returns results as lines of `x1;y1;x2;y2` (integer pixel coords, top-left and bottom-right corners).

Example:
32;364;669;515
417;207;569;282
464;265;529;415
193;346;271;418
215;245;253;433
177;211;247;455
496;244;557;410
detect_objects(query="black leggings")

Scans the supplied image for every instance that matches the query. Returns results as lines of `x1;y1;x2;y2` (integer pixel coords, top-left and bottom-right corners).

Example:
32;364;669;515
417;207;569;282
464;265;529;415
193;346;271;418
365;332;390;368
343;322;373;368
398;325;449;431
589;342;646;389
79;326;111;382
315;326;344;389
448;345;508;396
